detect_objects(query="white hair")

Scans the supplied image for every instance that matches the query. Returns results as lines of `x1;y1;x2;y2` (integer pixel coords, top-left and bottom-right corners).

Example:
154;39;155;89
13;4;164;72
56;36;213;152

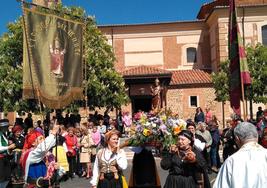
234;122;258;141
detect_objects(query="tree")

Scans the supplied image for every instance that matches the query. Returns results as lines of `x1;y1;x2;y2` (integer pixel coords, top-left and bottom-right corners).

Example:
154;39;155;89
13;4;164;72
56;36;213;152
0;4;128;113
84;18;129;110
211;60;230;127
212;44;267;120
211;60;230;103
0;18;31;112
54;4;129;110
246;44;267;104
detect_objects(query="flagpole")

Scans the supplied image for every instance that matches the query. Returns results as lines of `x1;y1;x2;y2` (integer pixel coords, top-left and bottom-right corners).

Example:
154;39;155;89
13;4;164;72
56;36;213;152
240;72;246;120
242;7;248;121
83;23;88;120
21;1;43;115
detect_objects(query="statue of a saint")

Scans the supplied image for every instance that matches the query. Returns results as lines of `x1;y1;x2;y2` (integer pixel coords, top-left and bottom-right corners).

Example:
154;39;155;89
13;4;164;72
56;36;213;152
50;36;65;78
151;78;162;111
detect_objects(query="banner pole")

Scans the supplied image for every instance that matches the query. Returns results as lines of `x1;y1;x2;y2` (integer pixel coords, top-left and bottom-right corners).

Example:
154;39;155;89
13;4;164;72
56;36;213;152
21;1;43;114
83;23;88;120
240;77;246;120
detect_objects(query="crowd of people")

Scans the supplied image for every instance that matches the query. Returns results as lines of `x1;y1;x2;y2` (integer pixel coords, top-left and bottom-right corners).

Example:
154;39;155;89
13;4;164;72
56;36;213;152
0;106;266;188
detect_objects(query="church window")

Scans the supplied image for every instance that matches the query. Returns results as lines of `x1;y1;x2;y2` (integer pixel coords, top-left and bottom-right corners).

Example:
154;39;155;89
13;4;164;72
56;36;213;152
190;96;198;107
262;25;267;45
186;47;197;63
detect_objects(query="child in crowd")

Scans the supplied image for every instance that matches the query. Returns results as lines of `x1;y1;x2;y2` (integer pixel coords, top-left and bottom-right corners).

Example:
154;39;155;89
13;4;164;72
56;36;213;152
52;127;69;178
91;126;101;162
122;112;132;138
74;128;83;177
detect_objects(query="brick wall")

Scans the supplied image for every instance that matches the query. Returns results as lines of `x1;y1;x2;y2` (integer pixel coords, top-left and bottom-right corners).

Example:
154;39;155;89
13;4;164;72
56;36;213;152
166;86;232;124
237;0;267;5
163;36;181;69
201;33;211;69
114;39;125;71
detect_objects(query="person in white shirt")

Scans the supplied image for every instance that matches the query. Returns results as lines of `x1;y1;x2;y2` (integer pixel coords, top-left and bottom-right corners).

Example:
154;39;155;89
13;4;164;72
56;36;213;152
213;122;267;188
90;130;127;188
196;122;213;173
186;121;206;151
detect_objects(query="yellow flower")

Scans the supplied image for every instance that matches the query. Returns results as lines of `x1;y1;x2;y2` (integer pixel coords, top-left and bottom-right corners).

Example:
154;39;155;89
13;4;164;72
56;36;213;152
143;128;152;137
161;115;167;122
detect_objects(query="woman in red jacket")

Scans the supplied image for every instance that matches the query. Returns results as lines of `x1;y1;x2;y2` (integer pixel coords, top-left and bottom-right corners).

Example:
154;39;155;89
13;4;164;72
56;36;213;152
65;127;78;178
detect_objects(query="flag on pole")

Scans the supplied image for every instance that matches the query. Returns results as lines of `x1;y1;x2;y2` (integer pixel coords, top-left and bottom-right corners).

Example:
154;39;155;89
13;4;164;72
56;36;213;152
228;0;251;116
22;5;84;109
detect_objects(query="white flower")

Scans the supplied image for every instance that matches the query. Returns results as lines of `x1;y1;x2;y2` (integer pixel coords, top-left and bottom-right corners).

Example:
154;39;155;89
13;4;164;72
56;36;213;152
144;122;150;127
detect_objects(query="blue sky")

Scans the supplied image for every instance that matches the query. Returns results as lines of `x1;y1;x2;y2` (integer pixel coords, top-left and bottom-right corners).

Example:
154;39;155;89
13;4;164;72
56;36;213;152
0;0;209;35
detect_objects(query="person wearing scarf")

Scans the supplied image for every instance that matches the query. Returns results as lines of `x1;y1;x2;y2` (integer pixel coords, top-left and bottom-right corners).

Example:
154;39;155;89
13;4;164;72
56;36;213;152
9;125;25;183
21;124;59;188
161;130;211;188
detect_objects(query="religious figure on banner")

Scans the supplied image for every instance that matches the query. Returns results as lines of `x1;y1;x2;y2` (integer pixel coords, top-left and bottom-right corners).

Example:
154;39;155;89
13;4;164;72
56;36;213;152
150;78;162;111
50;36;66;78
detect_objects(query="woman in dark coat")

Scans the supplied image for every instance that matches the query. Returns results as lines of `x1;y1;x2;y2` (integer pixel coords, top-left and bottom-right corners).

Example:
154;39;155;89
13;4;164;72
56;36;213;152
161;130;211;188
194;107;205;124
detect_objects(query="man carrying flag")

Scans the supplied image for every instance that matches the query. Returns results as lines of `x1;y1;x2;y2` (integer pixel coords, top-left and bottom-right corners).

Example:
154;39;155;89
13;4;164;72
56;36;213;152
228;0;251;117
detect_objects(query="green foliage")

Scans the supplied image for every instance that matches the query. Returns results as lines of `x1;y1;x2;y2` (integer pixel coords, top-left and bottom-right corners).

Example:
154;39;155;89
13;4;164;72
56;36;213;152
0;4;128;113
246;44;267;103
212;44;267;104
0;18;28;112
211;60;230;102
52;4;129;109
84;20;129;109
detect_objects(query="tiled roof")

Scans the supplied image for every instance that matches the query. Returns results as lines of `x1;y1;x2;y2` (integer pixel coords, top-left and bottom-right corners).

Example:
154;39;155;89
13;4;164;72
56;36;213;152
121;65;172;77
197;0;228;20
170;69;212;85
197;0;267;20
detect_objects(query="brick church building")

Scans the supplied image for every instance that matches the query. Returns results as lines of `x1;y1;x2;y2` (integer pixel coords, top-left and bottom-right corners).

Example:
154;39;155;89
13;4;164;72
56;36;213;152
98;0;267;123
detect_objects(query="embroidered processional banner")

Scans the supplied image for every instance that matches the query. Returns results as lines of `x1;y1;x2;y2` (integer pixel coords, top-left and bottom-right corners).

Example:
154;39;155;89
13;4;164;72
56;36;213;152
22;6;84;109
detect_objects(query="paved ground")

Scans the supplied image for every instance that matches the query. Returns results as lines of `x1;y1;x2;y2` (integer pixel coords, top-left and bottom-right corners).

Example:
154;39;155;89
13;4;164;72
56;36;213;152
61;147;218;188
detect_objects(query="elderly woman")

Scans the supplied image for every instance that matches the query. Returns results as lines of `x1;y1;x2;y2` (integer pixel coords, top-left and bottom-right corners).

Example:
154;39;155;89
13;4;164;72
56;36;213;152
90;130;127;188
161;130;210;188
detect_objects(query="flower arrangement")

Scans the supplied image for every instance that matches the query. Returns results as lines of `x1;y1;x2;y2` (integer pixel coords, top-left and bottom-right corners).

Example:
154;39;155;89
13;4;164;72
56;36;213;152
127;109;187;149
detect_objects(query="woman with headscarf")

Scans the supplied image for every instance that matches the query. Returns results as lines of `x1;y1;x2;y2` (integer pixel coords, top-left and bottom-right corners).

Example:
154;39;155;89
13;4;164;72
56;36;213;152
161;130;211;188
20;124;60;188
90;130;127;188
9;125;25;183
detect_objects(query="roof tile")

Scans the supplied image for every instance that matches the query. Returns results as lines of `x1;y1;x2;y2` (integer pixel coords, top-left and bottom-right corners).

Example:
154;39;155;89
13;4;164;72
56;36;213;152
121;65;171;77
121;66;211;85
170;69;212;85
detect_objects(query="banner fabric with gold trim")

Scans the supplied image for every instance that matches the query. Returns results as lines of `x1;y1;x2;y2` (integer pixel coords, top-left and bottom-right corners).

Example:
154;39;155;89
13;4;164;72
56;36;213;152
23;7;83;109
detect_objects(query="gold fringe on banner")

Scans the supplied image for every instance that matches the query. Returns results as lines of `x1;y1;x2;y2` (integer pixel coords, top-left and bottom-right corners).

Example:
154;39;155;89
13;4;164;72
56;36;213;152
22;4;84;109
